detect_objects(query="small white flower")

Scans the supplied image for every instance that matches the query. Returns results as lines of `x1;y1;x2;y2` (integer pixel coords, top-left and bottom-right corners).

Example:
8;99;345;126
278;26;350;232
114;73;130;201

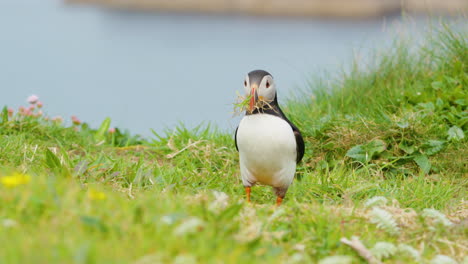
234;220;262;243
421;208;453;227
160;215;176;225
2;218;18;228
239;206;257;220
431;255;458;264
318;255;353;264
208;191;229;213
364;196;388;208
173;217;204;236
293;243;306;251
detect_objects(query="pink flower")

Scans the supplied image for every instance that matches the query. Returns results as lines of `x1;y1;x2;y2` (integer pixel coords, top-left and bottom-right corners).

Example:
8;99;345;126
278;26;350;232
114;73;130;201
28;105;35;112
52;116;63;123
27;95;39;104
37;101;43;108
71;116;81;125
37;110;43;117
108;128;116;134
7;108;13;117
18;106;25;113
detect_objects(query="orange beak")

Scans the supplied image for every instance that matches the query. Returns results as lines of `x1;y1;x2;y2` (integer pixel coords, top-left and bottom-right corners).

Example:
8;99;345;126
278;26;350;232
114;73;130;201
249;86;257;112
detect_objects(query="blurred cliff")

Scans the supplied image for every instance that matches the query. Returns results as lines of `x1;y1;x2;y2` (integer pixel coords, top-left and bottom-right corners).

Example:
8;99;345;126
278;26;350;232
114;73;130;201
66;0;467;18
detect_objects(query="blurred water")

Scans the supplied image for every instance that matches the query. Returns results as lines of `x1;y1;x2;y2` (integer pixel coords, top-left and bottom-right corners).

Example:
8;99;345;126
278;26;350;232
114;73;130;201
0;0;462;136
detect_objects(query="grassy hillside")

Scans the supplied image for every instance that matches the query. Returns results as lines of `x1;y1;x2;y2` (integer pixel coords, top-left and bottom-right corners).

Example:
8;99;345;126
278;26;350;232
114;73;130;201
0;24;466;263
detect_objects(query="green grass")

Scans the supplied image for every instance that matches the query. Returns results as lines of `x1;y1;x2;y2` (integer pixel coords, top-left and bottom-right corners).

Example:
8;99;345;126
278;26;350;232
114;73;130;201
0;24;467;264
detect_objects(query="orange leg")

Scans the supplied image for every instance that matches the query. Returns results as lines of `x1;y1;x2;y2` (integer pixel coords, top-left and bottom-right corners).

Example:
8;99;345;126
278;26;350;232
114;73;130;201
245;186;251;202
276;196;283;206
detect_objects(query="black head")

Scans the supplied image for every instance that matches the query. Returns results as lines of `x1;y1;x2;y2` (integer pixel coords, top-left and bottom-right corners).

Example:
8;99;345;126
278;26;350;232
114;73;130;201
243;69;277;112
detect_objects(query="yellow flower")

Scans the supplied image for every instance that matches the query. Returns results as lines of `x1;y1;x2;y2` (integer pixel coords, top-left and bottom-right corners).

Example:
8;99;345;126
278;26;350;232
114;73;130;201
88;188;106;201
0;173;31;188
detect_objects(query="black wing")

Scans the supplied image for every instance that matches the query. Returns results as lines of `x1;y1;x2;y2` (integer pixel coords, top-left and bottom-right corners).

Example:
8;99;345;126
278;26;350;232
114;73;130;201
291;124;305;164
272;104;305;164
234;126;239;151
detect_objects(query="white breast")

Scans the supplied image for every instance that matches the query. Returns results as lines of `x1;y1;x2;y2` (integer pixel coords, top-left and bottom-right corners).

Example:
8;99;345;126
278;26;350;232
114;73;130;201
237;114;297;188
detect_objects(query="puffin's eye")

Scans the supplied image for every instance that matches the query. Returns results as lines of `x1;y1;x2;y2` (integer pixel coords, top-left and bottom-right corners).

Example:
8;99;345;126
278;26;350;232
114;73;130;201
244;80;247;87
266;81;270;88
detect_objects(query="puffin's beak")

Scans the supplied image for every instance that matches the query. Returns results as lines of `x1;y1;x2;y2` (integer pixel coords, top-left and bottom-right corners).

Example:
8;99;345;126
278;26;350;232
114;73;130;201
249;85;258;111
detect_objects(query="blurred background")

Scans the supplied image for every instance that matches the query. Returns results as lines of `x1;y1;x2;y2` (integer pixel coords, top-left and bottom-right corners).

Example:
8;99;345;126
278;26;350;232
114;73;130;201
0;0;466;136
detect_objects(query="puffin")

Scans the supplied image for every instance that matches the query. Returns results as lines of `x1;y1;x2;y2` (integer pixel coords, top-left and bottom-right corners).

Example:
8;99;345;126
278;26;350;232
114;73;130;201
235;70;305;206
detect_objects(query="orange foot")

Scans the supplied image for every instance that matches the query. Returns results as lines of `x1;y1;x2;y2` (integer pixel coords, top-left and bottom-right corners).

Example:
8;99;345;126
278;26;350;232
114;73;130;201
276;196;283;206
245;186;251;203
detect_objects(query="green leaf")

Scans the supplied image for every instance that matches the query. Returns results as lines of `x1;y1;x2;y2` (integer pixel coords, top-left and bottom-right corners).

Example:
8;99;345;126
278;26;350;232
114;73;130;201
346;145;367;163
367;139;386;153
322;142;335;150
399;142;415;154
94;117;111;142
444;76;460;85
346;139;386;164
447;126;464;141
435;98;444;109
1;106;8;124
45;148;62;170
418;102;435;111
317;160;329;170
413;155;431;174
431;81;444;90
454;99;466;106
80;216;108;233
44;148;72;177
396;121;409;129
422;140;445;156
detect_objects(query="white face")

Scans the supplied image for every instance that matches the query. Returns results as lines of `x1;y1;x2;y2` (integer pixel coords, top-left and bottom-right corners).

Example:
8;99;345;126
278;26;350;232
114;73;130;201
243;74;276;103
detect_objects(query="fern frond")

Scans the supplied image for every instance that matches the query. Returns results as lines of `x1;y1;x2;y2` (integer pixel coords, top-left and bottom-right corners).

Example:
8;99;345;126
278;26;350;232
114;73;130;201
371;242;397;260
397;244;421;262
369;207;400;235
431;255;458;264
422;208;453;227
364;196;388;208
